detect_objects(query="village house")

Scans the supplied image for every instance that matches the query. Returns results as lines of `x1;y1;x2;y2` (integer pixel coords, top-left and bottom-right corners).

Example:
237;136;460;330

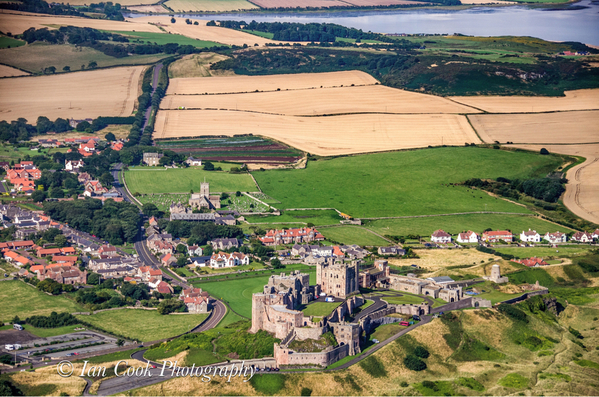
110;141;124;151
377;246;406;256
571;231;593;243
209;238;240;251
520;229;541;243
431;230;452;243
138;266;163;282
69;118;93;129
186;157;202;167
33;264;87;284
209;252;250;268
38;139;60;148
514;257;549;267
482;230;514;243
83;181;109;197
544;231;567;244
593;229;599;240
339;245;370;259
180;287;211;313
189;256;211;268
65;160;85;172
143;152;163;166
215;214;236;226
0;240;35;251
161;253;177;267
98;245;117;256
260;227;325;246
187;245;203;256
457;230;479;244
153;280;174;294
3;250;32;266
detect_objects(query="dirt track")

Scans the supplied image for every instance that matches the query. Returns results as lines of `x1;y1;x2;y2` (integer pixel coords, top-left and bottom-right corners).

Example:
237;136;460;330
512;144;599;225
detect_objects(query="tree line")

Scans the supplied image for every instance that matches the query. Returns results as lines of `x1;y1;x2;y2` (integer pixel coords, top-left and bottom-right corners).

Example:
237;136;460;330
0;0;124;19
464;176;566;204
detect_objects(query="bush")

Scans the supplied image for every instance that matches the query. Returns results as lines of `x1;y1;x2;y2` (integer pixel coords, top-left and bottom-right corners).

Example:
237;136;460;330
26;312;78;328
403;354;427;371
414;346;430;358
301;387;312;396
359;356;387;377
497;303;528;322
569;326;583;339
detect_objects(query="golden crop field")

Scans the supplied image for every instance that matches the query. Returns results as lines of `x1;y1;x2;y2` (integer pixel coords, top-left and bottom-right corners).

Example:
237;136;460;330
168;52;231;78
164;0;259;12
125;4;170;12
469;111;599;144
451;88;599;113
154;109;480;156
161;84;480;115
128;16;274;46
0;11;162;35
167;70;379;95
0;64;29;77
512;143;599;225
0;66;144;122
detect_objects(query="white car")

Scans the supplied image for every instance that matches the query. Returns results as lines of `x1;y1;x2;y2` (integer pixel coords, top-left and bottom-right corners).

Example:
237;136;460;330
5;344;14;351
319;292;326;297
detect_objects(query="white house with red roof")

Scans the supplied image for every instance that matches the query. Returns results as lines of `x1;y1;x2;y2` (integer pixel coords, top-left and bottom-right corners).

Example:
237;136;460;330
209;252;250;268
138;266;163;282
571;231;593;243
259;227;325;246
544;231;567;244
482;230;514;243
65;160;85;172
520;229;541;243
431;229;452;243
457;231;479;243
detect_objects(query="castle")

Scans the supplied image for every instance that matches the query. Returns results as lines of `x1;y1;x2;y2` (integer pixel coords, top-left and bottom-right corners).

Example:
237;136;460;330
317;258;360;298
189;182;220;209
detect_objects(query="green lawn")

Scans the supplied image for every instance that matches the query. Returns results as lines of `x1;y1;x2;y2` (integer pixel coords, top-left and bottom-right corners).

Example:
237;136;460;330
319;226;389;246
198;267;316;318
0;281;84;322
369;322;406;342
379;294;429;305
365;213;572;238
22;324;86;338
493;246;592;259
108;31;222;48
125;166;257;194
472;281;525;304
0;35;25;49
301;302;339;317
80;347;144;364
75;309;208;342
252;147;562;219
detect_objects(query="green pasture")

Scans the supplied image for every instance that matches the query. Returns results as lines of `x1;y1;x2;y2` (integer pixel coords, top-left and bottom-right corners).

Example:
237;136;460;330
470;281;524;304
198;267;316;318
108;31;222;48
493;246;592;259
0;280;84;322
22;324;86;338
253;147;562;219
0;43;170;74
125;166;257;194
0;35;25;49
319;226;389;246
245;209;342;226
242;30;275;39
76;309;208;342
364;213;572;239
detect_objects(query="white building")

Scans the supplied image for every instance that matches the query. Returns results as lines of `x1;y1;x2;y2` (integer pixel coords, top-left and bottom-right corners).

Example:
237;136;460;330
431;229;452;243
520;229;541;243
457;231;479;243
592;229;599;240
544;231;567;244
186;157;202;166
65;160;85;172
209;252;250;268
571;231;593;243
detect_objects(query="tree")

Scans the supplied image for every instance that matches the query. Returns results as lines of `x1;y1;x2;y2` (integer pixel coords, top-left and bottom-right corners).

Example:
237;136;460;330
117;338;125;346
88;60;97;69
63;65;70;72
105;132;116;141
76;121;90;132
170;17;176;23
142;203;161;218
49;186;64;198
413;346;430;358
540;148;549;155
175;256;188;268
176;244;187;254
99;172;113;188
271;258;282;269
31;190;46;203
235;191;242;197
203;161;214;171
46;66;56;74
54;235;68;248
87;273;100;285
403;354;427;371
159;156;171;166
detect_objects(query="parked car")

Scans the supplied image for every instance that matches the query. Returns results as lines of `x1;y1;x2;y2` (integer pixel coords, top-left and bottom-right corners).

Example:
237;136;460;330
5;344;14;351
372;339;380;344
412;315;421;321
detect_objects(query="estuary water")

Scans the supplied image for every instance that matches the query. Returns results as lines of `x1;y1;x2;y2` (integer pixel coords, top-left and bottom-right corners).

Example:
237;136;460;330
126;0;599;45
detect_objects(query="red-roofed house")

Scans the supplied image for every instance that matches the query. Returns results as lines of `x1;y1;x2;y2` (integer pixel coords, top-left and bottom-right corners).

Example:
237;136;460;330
37;248;61;257
155;281;174;294
544;231;567;244
111;142;124;151
457;230;479;243
571;231;593;243
52;255;78;263
482;230;513;243
161;253;176;267
98;245;117;256
514;257;549;267
259;227;325;246
431;229;452;243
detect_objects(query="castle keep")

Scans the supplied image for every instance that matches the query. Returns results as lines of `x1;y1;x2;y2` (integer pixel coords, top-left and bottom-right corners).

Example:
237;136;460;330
317;259;359;298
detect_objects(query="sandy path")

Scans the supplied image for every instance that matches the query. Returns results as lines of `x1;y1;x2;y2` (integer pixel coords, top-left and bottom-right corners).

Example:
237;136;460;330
512;144;599;225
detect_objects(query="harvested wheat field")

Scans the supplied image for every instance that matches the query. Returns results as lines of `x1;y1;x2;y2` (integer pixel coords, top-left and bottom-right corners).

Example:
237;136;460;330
451;88;599;113
154;110;479;156
126;16;274;46
0;11;161;35
59;0;151;4
248;0;348;8
167;70;379;95
164;0;259;12
512;144;599;225
469;111;599;145
0;66;144;122
126;4;170;12
0;64;29;77
388;249;508;276
162;84;480;115
168;52;231;78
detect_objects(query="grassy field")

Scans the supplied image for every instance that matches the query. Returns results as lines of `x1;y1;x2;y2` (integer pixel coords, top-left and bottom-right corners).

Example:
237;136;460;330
0;281;84;322
22;324;86;338
197;267;316;318
301;302;339;317
470;281;524;304
245;210;342;226
125;166;257;194
164;0;258;12
0;43;167;74
364;213;572;239
75;309;208;342
319;226;389;246
108;31;221;48
0;35;25;49
252;147;562;219
493;246;592;259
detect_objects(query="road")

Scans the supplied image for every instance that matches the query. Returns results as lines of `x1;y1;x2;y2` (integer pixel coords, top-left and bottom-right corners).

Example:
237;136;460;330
142;63;163;131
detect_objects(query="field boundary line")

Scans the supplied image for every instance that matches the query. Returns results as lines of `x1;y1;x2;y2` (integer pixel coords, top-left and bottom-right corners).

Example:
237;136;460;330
465;114;485;143
359;211;534;220
120;168;143;207
248;173;262;192
169;83;377;97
